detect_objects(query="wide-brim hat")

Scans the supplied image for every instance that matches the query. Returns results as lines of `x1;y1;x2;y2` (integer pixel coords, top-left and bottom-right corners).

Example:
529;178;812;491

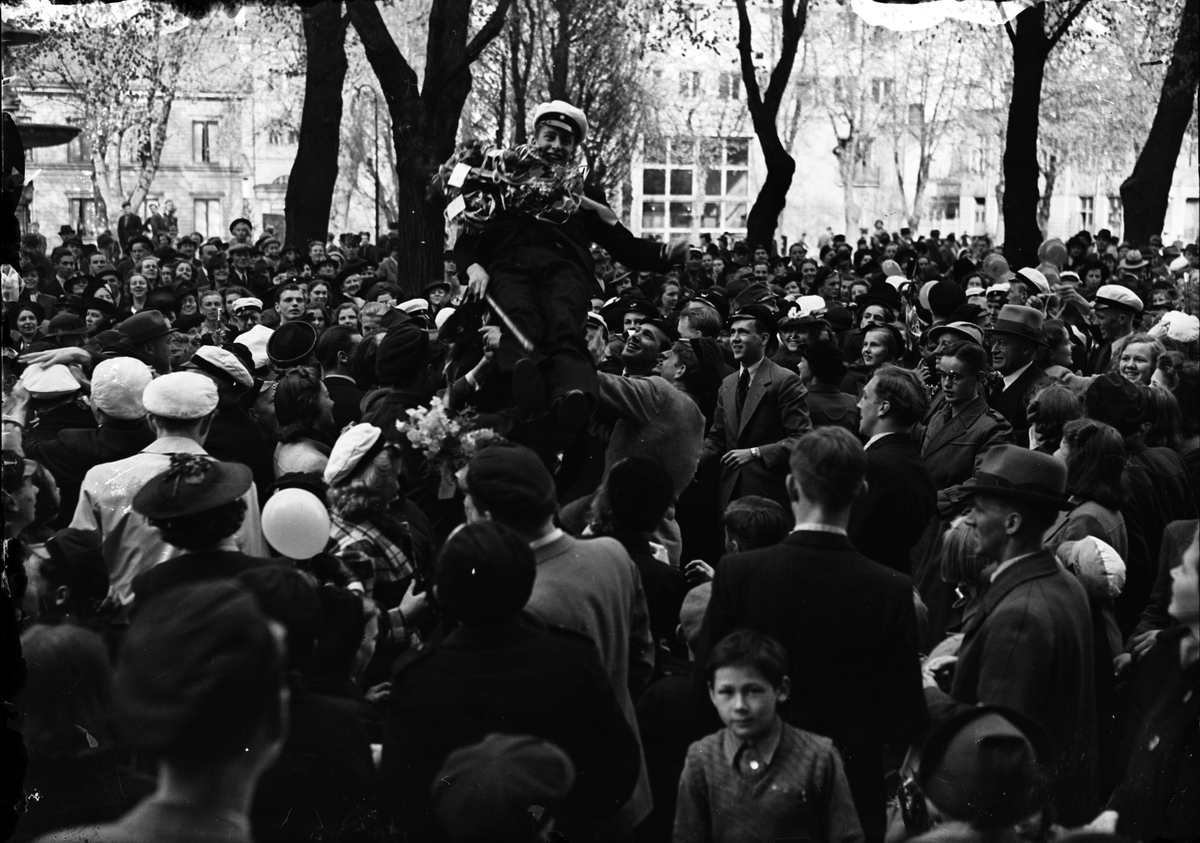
44;312;89;338
118;310;172;344
423;278;451;294
267;320;319;366
960;445;1071;509
1119;252;1148;270
991;305;1047;346
82;296;118;316
866;282;902;309
133;454;252;520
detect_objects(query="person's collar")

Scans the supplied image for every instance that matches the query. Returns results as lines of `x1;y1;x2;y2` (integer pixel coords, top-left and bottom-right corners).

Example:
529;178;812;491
989;550;1043;582
721;715;785;768
791;522;848;537
739;356;765;377
324;372;356;383
1002;360;1034;390
144;436;206;453
529;527;564;551
864;429;906;449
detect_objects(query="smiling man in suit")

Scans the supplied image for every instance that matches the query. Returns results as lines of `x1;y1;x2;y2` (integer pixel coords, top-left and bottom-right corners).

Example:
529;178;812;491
695;427;926;843
702;304;811;510
987;304;1049;447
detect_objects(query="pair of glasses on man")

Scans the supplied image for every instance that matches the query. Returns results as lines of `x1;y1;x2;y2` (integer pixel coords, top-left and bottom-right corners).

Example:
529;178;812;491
937;371;974;386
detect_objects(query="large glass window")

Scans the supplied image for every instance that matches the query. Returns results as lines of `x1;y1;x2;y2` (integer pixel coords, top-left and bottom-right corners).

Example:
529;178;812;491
194;198;222;239
193;121;218;163
638;134;752;239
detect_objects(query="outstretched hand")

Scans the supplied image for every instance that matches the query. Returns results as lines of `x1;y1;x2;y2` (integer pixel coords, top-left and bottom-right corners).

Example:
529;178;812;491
466;263;490;299
19;347;91;368
665;239;690;265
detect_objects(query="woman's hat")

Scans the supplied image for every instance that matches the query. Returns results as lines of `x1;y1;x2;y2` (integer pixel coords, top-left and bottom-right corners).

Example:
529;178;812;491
991;305;1047;346
133;454;252;519
324;423;385;487
44;312;88;338
960;445;1071;510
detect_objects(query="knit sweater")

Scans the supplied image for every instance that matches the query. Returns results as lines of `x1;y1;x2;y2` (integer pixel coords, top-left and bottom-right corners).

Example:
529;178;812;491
674;721;864;843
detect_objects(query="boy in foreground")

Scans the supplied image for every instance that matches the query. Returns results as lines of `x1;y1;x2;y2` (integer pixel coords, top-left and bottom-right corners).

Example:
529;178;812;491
674;629;863;843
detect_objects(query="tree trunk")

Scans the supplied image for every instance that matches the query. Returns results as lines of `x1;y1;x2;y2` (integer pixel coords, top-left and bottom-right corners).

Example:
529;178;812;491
1037;152;1058;234
1002;2;1049;269
747;146;795;251
90;153;117;232
1120;0;1199;247
285;0;348;248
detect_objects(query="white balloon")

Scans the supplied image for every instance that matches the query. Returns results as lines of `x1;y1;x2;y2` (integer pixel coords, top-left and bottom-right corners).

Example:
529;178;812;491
262;488;331;560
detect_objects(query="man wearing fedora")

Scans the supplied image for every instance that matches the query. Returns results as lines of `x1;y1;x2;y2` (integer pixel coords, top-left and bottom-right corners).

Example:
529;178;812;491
1085;284;1143;376
986;304;1049;447
926;445;1098;826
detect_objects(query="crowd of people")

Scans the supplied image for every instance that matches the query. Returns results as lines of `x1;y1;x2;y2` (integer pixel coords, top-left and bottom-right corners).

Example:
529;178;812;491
2;98;1199;843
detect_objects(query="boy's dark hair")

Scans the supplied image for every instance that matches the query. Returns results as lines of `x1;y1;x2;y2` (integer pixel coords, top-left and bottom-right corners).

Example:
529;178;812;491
705;628;789;688
722;495;790;550
788;427;867;512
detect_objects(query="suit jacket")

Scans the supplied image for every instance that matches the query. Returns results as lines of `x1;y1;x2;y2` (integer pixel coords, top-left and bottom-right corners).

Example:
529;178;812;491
1085;333;1133;376
324;374;364;432
927;550;1098;825
848;432;937;575
703;357;812;509
988;364;1047;447
379;618;641;840
916;395;1014;491
696;531;926;842
116;213;143;249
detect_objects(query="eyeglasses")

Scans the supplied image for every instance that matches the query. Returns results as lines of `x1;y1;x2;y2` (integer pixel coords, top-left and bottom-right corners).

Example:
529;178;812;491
938;371;973;386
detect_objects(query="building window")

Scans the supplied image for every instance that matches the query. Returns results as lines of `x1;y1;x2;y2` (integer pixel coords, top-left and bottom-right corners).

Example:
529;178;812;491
643;169;666;194
679;71;701;98
68;198;97;236
193;121;218;163
642;201;665;229
1107;195;1122;239
974;197;987;226
870;78;894;104
638;134;751;238
1185;197;1199;242
718;71;742;100
66;133;92;164
194;198;222;239
1079;195;1095;231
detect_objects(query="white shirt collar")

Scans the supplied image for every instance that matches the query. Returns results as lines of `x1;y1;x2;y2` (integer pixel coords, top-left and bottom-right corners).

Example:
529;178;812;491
1002;361;1034;390
790;523;848;537
739;357;765;378
865;432;891;449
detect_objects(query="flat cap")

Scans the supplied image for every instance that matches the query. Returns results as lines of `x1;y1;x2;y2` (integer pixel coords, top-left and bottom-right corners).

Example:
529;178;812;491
466;441;556;521
142;371;219;419
91;357;154;419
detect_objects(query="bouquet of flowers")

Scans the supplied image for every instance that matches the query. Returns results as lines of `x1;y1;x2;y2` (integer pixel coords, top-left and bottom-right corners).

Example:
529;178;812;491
434;139;588;229
396;396;501;498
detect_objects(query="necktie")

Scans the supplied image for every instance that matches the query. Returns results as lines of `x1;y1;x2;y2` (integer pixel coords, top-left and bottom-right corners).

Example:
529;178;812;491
736;368;750;413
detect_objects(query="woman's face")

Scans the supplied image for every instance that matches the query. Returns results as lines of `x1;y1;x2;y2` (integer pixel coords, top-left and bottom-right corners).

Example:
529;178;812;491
337;306;359;329
67;277;89;297
140;260;158;281
179;294;198;317
342;275;362;297
94;286;115;304
1118;342;1155;385
309;284;330;306
1084;268;1102;290
16;309;38;337
860;330;891;368
224;291;240;311
1051;332;1073;368
128;274;148;297
783;280;801;297
712;259;725;277
175;262;193;281
860;305;887;329
660;284;680;312
86;308;104;329
1168;532;1199;628
306;307;327;330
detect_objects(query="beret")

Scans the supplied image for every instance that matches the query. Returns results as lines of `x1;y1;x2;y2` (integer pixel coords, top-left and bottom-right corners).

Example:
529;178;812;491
533;99;589;142
434;521;537;627
1148;310;1200;344
376;324;431;387
91;357;154;419
324;423;384;487
114;581;283;758
1085;372;1148;435
234;324;274;370
432;733;576;842
21;364;80;399
232;296;263;314
142;371;219;420
679;583;712;645
267;320;319;366
1094;284;1143;313
466;441;556;521
118;310;171;344
186;346;253;388
133;454;252;520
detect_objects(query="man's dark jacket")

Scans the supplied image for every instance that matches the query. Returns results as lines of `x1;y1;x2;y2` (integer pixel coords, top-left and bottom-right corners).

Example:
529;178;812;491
987;364;1047;447
379;616;641;840
695;530;927;843
848;431;937;575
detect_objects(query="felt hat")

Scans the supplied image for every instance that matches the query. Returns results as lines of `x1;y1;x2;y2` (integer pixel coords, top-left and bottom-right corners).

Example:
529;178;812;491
728;303;778;335
928;321;984;347
142;372;219;420
918;705;1051;828
822;305;854;333
1093;284;1144;313
466;441;556;521
376;323;431;386
532;99;588;142
21;364;80;399
267;320;319;367
227;242;254;255
960;445;1071;510
1084;372;1149;435
432;733;575;842
801;339;847;382
127;235;154;252
423;278;451;294
90;357;154;419
44;312;88;338
434;521;538;627
133;454;252;520
8;300;45;327
203;253;228;272
118;310;171;344
1119;251;1148;270
866;282;902;310
991;305;1047;346
113;581;283;757
324;423;388;487
235;324;274;370
185;346;253;389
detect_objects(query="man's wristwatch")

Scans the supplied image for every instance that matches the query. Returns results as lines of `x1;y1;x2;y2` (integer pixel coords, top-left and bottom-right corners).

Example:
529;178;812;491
751;447;760;460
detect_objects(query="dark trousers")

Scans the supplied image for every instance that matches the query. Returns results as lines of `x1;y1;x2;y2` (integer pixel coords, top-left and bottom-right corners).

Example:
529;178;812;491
488;244;596;404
